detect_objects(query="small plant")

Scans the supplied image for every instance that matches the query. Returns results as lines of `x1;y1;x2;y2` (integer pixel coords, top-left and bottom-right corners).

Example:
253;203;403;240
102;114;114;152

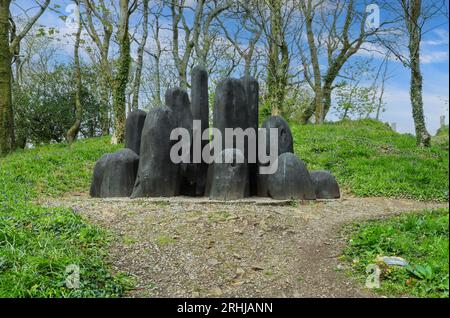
342;209;449;298
155;235;176;246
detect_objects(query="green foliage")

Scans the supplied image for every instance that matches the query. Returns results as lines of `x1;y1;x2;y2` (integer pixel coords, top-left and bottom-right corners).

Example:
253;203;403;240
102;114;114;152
14;64;103;148
1;137;121;199
332;60;383;120
259;98;272;124
259;85;314;124
0;137;128;297
334;85;376;120
291;119;449;201
282;86;314;122
432;125;448;151
342;209;449;298
435;125;449;137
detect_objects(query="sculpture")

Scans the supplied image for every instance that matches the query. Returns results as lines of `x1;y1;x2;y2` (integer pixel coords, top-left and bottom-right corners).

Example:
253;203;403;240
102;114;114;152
90;67;340;201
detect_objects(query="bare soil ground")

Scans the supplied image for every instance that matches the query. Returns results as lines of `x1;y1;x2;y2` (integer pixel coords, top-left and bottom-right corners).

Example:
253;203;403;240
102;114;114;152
42;195;446;298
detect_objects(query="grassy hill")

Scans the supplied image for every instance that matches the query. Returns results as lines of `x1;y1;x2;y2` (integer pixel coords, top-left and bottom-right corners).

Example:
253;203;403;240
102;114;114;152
432;124;449;151
291;119;448;202
0;119;448;297
0;138;127;297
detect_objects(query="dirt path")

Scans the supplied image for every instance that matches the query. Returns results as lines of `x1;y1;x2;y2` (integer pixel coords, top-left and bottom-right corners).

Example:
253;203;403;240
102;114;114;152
43;195;446;298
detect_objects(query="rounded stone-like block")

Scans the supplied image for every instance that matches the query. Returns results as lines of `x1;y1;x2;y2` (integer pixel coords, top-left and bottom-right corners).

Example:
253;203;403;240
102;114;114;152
257;116;294;197
309;170;341;199
191;66;210;196
165;87;193;132
191;66;209;132
165;87;196;196
267;153;316;200
241;76;259;196
207;148;249;201
213;78;250;196
260;115;293;156
90;148;139;198
213;78;249;144
131;106;180;198
125;109;147;155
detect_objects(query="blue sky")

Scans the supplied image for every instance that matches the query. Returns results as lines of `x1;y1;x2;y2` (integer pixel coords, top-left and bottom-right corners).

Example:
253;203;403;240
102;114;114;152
380;25;449;135
11;0;449;135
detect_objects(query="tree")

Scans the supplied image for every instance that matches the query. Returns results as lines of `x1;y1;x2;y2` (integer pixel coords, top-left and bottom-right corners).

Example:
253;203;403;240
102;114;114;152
265;0;291;116
67;0;83;144
332;59;386;120
112;0;137;144
404;0;431;146
130;0;149;111
296;0;390;124
14;64;103;147
170;0;230;88
217;1;263;78
82;0;114;135
379;0;446;146
142;2;166;107
0;0;49;156
335;84;375;120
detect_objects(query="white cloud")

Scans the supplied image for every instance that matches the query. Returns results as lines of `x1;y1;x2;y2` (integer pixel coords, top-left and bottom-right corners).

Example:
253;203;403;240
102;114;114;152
381;86;449;135
421;50;449;64
422;29;449;46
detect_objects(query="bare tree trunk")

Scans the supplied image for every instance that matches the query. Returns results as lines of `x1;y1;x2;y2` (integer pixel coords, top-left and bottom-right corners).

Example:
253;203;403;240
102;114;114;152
171;0;198;88
83;0;113;135
375;56;389;120
266;0;289;116
0;0;12;156
322;85;332;121
112;0;131;144
408;0;430;146
301;0;324;123
99;47;112;135
151;14;162;106
154;62;161;105
171;0;228;88
131;0;149;110
99;68;110;134
0;0;49;155
67;1;82;144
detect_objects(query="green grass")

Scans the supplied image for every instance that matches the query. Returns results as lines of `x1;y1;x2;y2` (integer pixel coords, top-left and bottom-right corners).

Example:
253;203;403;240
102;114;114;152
291;119;449;201
0;136;121;199
0;136;130;297
432;125;449;151
342;209;449;298
0;120;448;297
154;235;176;246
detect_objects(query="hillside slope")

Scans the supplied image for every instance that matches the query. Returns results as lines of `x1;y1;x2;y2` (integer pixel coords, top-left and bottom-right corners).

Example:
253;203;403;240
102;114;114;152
291;119;448;201
0;120;448;297
0;137;127;297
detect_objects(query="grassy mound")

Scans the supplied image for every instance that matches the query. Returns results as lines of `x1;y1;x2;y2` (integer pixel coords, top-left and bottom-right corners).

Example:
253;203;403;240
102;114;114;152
291;119;448;201
432;125;449;151
342;209;449;298
0;137;130;297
